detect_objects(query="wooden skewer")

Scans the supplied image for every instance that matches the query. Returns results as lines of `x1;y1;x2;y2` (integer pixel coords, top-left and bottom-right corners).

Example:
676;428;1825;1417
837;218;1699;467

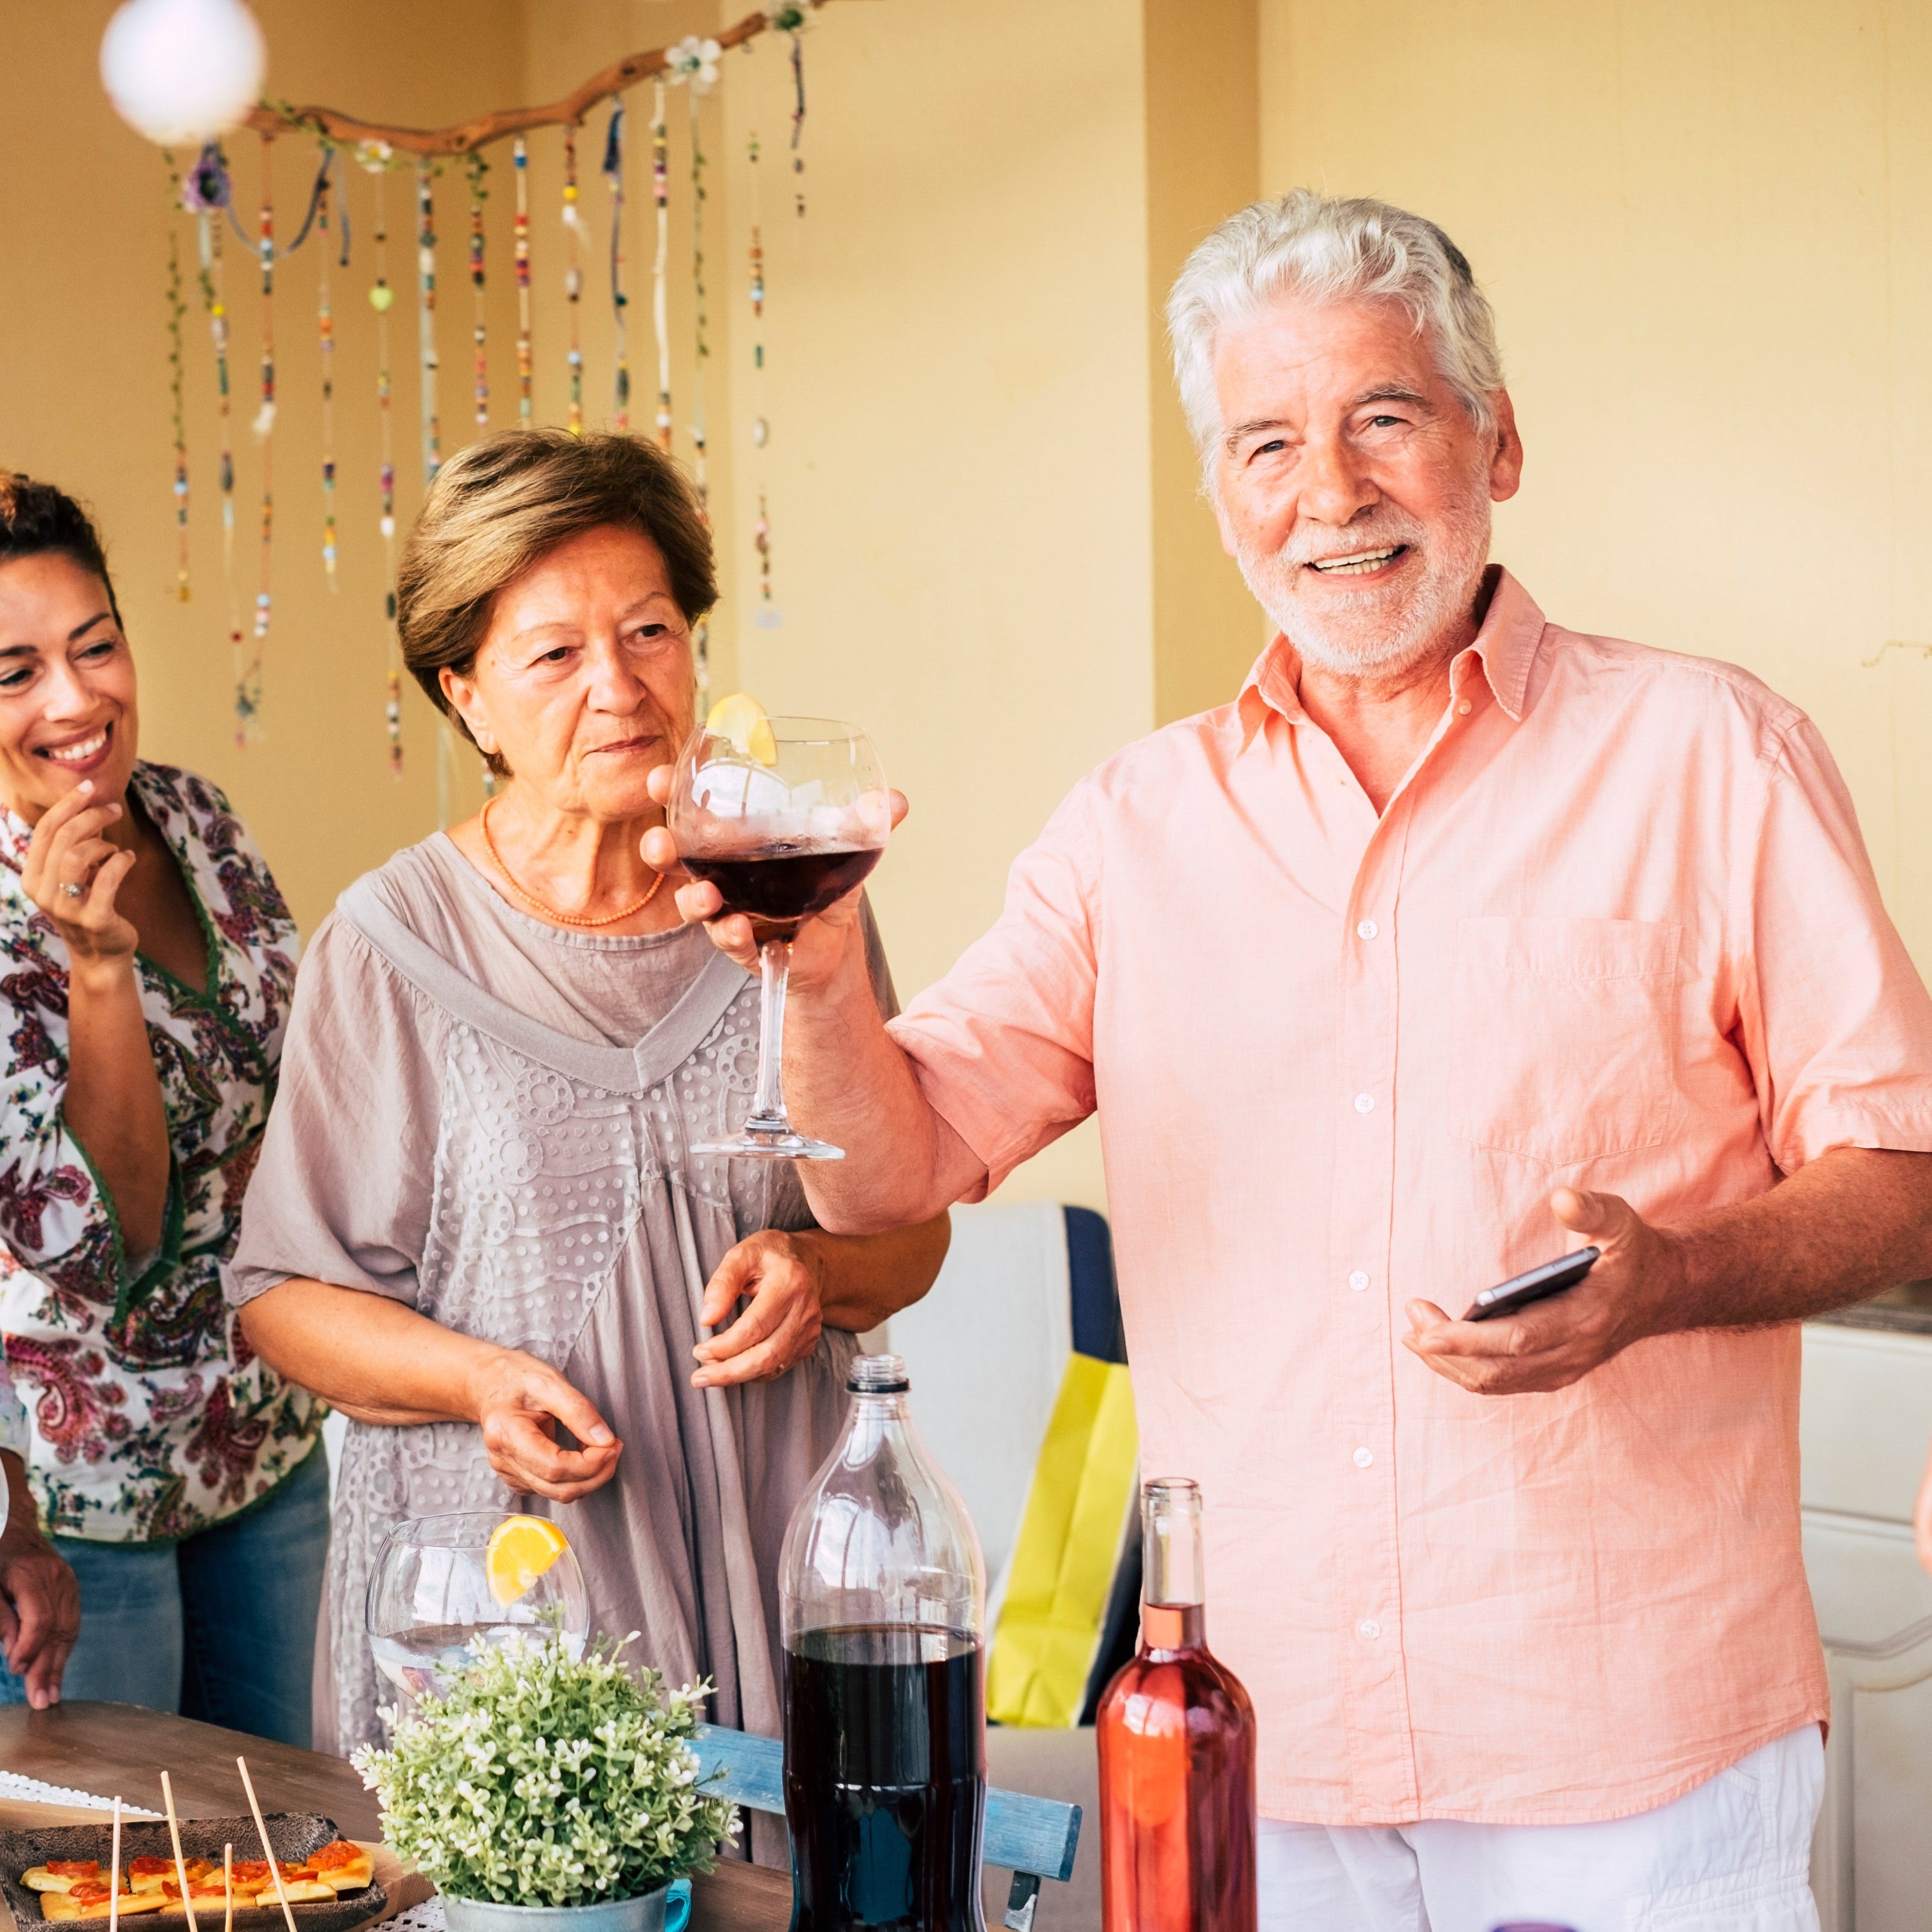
159;1772;198;1932
108;1798;121;1932
235;1757;298;1932
222;1846;233;1932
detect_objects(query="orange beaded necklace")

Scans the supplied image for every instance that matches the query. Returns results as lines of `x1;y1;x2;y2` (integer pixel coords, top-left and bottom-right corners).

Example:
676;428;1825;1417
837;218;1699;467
479;794;667;929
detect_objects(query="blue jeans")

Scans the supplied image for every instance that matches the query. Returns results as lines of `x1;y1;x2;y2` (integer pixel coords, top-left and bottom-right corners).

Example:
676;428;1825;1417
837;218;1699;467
0;1444;329;1747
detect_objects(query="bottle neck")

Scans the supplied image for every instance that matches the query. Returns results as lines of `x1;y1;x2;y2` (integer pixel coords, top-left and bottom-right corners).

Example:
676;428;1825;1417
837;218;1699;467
1139;1602;1206;1652
1141;1479;1207;1652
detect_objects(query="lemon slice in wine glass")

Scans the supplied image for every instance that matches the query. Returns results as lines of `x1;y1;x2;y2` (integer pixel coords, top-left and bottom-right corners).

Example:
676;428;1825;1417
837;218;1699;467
485;1513;571;1607
706;692;778;766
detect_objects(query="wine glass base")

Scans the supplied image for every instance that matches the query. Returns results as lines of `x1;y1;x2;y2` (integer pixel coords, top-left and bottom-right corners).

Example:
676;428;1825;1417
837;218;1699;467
690;1129;847;1162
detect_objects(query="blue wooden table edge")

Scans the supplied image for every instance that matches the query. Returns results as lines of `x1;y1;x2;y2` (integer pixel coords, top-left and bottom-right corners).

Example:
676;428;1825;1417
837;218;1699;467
690;1725;1083;1885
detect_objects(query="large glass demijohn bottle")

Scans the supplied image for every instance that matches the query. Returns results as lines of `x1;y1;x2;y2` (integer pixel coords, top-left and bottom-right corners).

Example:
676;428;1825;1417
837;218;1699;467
780;1354;989;1932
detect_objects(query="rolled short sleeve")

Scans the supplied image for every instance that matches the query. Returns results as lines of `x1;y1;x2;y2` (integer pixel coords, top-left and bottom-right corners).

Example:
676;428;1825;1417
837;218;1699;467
1738;717;1932;1171
887;782;1101;1195
226;912;444;1308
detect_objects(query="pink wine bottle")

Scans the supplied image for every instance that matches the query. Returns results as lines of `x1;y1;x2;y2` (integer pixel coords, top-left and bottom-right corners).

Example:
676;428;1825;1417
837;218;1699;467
1096;1479;1258;1932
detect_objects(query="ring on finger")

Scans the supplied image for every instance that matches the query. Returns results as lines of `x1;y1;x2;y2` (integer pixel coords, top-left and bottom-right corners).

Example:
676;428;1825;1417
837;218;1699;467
58;881;84;901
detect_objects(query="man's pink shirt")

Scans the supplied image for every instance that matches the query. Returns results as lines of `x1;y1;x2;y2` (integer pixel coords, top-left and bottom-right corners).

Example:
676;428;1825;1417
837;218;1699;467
887;569;1932;1826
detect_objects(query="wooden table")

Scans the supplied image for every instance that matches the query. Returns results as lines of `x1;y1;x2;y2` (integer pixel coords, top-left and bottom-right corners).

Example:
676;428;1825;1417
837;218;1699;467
0;1705;788;1932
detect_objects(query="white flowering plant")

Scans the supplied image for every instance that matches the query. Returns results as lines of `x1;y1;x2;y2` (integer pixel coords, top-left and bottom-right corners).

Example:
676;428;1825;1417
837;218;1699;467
352;1634;737;1907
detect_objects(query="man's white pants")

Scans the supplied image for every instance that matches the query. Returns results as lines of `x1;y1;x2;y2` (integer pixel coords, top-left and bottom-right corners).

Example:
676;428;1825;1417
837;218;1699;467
1257;1726;1823;1932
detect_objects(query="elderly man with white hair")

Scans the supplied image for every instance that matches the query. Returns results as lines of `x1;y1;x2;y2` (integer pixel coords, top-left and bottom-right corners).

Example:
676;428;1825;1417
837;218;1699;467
650;192;1932;1927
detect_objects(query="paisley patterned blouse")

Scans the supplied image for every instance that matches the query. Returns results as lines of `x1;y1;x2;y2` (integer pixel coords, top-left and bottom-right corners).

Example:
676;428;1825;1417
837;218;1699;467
0;761;322;1543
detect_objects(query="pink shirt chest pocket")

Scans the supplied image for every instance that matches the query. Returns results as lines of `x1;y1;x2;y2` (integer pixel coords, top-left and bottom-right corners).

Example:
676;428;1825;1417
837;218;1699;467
1447;916;1685;1168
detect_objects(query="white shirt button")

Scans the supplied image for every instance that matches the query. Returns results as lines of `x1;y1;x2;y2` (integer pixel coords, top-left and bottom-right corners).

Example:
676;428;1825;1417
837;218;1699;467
1356;919;1379;940
1457;699;1472;716
1358;1619;1382;1640
1354;1093;1375;1114
1352;1446;1373;1468
1348;1270;1369;1292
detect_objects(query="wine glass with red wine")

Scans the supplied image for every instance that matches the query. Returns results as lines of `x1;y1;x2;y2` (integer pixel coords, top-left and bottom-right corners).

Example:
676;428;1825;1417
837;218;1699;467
669;716;889;1160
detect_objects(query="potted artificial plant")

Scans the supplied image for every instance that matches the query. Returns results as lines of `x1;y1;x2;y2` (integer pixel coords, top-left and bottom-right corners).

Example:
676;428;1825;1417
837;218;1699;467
353;1634;734;1932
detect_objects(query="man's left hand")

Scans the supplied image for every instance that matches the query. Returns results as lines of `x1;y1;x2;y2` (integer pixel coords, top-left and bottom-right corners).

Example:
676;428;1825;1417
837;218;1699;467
1402;1187;1682;1396
692;1230;827;1388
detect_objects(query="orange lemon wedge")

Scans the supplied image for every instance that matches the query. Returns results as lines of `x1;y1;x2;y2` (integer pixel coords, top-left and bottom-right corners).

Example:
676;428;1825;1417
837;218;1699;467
706;692;778;766
485;1513;571;1606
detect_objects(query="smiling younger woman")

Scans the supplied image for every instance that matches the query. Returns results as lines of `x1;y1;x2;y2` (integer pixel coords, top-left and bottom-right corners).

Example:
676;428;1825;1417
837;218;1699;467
0;474;325;1735
230;430;947;1767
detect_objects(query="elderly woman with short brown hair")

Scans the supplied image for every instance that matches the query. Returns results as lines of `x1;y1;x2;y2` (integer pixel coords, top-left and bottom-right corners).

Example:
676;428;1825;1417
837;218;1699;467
230;428;947;1763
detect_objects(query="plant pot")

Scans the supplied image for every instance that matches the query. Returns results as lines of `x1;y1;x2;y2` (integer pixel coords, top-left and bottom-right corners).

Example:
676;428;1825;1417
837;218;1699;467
438;1881;692;1932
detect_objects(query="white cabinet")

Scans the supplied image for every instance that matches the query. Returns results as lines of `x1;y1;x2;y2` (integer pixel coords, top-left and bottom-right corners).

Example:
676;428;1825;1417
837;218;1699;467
1801;1321;1932;1931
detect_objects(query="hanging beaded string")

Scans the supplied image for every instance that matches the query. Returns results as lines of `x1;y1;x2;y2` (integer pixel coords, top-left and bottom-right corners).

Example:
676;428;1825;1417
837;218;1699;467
747;129;774;620
239;129;276;746
162;152;191;604
468;152;489;429
788;26;808;217
604;103;629;432
513;138;533;421
688;86;710;512
363;144;403;777
651;81;672;450
562;126;585;435
316;149;340;594
416;160;442;482
185;145;244;693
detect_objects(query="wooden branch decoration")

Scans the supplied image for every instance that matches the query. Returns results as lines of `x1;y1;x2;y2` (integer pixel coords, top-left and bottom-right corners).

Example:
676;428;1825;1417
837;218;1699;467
242;2;841;156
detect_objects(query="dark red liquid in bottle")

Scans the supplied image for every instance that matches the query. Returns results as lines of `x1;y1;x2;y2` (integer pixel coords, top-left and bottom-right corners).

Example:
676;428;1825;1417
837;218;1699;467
681;843;882;941
784;1624;987;1932
1096;1491;1257;1932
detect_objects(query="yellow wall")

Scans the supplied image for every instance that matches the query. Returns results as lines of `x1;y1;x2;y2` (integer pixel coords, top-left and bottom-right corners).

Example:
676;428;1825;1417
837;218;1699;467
1261;0;1932;973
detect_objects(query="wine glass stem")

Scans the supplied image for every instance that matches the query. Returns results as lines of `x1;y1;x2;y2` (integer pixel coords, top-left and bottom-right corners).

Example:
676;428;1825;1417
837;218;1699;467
749;937;793;1130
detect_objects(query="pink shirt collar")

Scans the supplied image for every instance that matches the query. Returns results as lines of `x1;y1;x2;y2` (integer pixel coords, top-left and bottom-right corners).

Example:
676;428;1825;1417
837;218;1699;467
1236;565;1548;746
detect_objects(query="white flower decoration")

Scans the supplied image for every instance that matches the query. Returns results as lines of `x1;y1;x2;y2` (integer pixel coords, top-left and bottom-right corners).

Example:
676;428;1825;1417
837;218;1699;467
665;35;722;93
355;138;393;173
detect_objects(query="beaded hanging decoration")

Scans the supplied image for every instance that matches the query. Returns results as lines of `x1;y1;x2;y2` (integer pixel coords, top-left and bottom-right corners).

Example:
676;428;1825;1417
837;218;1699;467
238;129;276;745
562;126;586;435
688;86;710;512
604;103;629;432
651;82;672;450
363;144;404;776
184;145;244;698
416;160;442;482
513;137;533;420
316;150;340;593
747;130;775;622
468;152;489;429
162;153;191;603
788;27;808;216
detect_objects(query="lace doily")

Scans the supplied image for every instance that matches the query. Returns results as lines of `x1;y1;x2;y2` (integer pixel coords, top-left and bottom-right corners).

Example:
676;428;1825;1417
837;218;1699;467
0;1771;158;1815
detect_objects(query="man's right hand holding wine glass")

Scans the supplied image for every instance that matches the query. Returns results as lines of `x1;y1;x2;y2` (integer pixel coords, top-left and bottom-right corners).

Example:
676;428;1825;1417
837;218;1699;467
640;698;980;1223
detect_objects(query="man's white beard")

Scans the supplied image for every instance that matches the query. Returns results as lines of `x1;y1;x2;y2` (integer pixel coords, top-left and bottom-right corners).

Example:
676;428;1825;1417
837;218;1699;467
1233;491;1494;683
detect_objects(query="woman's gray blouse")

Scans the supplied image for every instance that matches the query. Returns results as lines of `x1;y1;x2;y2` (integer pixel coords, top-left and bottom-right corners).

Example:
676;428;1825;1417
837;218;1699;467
227;835;893;1762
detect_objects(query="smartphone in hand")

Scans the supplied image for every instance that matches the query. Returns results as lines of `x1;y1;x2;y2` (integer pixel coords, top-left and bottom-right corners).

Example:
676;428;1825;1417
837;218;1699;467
1462;1246;1600;1323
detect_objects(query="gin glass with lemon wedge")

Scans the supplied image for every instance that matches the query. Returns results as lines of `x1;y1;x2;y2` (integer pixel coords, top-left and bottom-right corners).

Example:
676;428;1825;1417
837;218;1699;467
669;696;890;1161
366;1512;589;1714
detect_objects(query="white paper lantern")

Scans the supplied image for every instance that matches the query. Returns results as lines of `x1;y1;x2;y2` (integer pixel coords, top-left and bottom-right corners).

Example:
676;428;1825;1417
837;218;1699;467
99;0;266;146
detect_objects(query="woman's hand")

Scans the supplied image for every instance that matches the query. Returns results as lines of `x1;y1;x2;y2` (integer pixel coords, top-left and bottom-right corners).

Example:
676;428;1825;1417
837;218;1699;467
692;1230;831;1387
19;782;138;970
20;781;170;1252
0;1452;79;1709
464;1348;624;1503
